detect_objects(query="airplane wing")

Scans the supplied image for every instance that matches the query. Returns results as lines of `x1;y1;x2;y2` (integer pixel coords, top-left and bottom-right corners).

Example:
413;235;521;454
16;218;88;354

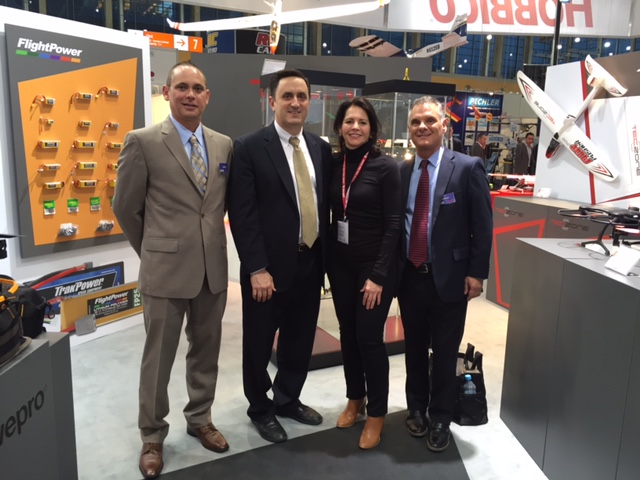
584;55;627;97
167;14;273;32
516;70;618;182
168;0;389;32
366;11;467;59
349;35;403;57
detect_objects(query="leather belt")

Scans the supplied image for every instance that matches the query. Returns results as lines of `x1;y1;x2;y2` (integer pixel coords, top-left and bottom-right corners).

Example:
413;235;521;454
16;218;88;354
415;263;431;273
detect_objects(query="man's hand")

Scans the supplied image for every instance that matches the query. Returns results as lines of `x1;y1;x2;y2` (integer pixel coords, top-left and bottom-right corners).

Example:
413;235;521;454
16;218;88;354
251;270;276;302
361;279;383;310
464;276;483;301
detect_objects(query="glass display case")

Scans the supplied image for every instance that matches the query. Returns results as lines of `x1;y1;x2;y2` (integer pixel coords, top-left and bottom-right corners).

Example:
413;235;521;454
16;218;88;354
363;80;456;161
260;69;365;151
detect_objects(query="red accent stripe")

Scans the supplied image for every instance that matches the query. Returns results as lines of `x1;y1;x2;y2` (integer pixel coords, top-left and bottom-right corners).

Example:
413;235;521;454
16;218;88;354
579;61;597;204
249;79;260;85
492;219;546;308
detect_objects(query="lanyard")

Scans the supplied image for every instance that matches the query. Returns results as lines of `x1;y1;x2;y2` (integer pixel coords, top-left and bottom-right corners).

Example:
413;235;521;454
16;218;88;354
341;151;369;220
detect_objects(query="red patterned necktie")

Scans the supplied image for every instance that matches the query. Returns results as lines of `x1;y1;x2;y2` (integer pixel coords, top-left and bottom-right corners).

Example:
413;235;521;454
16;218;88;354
409;159;430;267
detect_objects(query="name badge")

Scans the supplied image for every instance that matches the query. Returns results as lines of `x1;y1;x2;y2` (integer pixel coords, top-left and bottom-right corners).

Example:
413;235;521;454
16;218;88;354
442;192;456;205
337;220;349;245
218;163;228;175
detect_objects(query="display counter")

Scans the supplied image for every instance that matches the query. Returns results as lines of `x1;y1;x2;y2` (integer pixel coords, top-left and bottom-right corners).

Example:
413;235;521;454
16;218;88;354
500;238;640;480
486;196;595;308
0;333;77;480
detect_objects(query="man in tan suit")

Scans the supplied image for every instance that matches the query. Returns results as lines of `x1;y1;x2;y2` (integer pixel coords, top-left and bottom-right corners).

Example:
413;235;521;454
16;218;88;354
113;62;232;479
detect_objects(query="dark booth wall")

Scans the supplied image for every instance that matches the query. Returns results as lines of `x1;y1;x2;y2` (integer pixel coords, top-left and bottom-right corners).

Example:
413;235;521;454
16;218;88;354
190;53;433;140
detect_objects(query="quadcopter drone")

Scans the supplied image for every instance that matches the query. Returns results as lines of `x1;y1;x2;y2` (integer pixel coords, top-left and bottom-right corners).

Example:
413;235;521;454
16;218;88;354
558;205;640;256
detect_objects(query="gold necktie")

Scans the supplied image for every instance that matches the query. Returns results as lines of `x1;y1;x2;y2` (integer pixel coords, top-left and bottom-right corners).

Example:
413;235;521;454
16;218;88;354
189;134;207;193
289;136;318;247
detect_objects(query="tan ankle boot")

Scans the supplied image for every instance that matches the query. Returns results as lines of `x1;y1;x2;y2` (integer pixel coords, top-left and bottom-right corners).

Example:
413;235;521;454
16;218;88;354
336;398;366;428
359;415;385;449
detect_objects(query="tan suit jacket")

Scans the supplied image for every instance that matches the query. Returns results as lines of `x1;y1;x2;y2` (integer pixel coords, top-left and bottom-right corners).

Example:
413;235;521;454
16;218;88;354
113;116;232;441
114;116;232;298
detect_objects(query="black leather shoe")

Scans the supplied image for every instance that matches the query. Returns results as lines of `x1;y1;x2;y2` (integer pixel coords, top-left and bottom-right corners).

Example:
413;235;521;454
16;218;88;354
276;404;323;425
427;422;451;452
251;415;288;443
405;410;428;437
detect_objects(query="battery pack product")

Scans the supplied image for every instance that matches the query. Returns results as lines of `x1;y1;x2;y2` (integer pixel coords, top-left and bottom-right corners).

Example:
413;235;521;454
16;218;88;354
71;92;93;101
107;163;119;170
106;179;117;188
33;95;55;106
38;163;62;172
58;223;78;237
39;117;54;126
74;179;98;188
96;220;115;232
44;181;65;189
97;87;120;97
104;122;119;129
73;140;96;149
106;142;123;149
37;140;60;149
78;120;92;127
75;162;97;170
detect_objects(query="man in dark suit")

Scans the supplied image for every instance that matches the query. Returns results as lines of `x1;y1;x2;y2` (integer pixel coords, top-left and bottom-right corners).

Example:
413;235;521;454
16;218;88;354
114;62;233;479
443;124;464;153
515;132;534;174
397;96;492;452
228;69;332;444
470;132;487;160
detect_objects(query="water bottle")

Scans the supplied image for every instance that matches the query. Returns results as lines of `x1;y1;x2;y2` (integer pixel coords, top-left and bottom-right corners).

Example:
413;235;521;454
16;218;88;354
462;374;477;395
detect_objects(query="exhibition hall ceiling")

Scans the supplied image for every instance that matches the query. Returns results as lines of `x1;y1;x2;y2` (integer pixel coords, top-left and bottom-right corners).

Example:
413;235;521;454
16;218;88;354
169;0;640;37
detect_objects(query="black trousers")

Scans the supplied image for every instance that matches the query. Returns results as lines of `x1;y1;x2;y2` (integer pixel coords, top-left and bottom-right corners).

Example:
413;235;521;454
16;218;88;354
326;254;396;417
241;245;322;420
397;263;467;425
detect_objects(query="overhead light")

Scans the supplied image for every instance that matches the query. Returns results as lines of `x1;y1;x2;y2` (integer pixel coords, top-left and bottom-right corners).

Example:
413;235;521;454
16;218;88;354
604;41;611;48
487;34;492;41
574;37;580;43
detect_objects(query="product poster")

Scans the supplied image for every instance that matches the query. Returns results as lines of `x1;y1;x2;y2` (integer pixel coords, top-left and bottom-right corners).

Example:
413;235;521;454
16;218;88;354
447;92;504;150
5;24;146;257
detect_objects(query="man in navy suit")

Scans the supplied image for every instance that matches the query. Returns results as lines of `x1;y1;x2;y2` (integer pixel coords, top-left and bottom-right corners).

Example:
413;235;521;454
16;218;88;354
228;69;332;443
397;96;492;452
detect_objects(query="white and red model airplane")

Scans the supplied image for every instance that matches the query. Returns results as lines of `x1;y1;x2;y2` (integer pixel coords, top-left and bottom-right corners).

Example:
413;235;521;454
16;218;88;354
349;13;467;58
167;0;390;54
517;55;627;182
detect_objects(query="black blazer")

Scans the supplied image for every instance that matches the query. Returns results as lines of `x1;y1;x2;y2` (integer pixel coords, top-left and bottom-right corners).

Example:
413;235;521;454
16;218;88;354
399;148;493;302
228;123;332;292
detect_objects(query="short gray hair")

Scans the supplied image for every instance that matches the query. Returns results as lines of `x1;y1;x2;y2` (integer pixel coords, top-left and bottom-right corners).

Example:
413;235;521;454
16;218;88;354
411;96;446;120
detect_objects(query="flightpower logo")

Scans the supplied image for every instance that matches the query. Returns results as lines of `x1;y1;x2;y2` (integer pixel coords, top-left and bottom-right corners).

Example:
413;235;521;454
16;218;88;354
15;37;83;63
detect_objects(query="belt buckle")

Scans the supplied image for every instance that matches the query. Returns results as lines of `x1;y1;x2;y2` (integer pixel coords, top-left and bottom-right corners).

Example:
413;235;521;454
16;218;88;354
417;263;429;273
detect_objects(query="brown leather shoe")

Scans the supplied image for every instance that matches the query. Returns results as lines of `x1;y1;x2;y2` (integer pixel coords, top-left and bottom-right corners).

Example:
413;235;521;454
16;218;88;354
336;398;366;428
358;416;384;449
187;423;229;453
139;442;163;479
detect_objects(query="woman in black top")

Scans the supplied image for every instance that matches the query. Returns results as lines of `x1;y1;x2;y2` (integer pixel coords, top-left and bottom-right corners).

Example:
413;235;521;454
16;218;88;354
327;97;401;449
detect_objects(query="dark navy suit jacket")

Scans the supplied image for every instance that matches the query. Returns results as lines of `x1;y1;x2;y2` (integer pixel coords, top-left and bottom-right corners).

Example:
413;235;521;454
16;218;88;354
228;123;332;291
399;147;493;302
